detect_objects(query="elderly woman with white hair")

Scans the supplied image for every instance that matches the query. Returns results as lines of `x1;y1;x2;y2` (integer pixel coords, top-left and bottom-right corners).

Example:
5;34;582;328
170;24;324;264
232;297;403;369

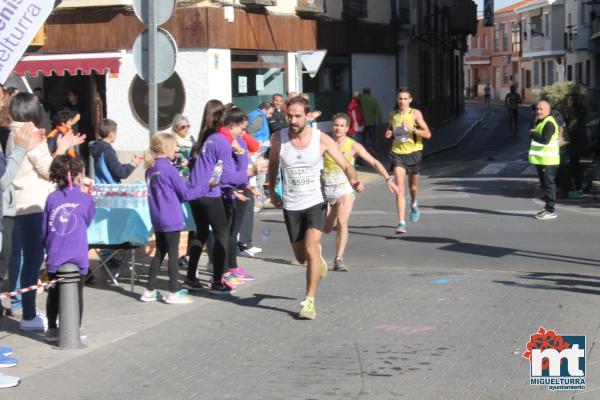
170;114;194;178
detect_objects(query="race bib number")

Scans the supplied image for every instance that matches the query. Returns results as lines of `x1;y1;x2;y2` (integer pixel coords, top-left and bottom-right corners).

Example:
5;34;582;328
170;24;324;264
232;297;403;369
393;126;411;143
285;167;318;195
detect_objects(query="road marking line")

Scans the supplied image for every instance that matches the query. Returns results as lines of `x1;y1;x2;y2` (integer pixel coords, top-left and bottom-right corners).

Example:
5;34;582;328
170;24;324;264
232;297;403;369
475;163;507;175
520;165;537;176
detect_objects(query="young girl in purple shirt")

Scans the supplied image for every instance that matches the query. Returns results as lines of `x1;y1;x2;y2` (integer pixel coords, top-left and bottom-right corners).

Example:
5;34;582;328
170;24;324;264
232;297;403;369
141;133;192;304
42;155;95;343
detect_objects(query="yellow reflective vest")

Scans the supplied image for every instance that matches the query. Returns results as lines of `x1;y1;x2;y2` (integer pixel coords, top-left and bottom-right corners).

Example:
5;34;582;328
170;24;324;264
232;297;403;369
528;115;559;166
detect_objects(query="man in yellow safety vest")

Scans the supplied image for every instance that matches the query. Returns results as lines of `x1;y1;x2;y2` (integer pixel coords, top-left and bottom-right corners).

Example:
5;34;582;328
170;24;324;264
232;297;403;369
529;100;560;220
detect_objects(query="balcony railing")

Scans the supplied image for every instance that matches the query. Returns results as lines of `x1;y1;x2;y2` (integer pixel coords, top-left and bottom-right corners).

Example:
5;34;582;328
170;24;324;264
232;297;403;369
465;48;491;57
570;26;590;50
530;35;544;50
296;0;324;13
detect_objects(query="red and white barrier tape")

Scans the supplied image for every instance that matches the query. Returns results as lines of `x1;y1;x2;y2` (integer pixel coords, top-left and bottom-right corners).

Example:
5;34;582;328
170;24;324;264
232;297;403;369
0;279;62;299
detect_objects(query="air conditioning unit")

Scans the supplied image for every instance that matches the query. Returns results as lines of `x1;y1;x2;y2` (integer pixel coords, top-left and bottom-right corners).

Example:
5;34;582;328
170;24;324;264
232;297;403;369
30;26;45;46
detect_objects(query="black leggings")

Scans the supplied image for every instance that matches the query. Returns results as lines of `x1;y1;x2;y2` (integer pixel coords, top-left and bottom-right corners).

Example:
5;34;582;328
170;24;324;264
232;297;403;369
46;272;84;330
188;197;230;282
147;231;181;293
238;191;255;248
225;198;250;269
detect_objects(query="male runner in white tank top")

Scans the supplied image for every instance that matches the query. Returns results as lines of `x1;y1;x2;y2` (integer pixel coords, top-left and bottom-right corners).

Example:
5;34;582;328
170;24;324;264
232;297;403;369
268;96;364;320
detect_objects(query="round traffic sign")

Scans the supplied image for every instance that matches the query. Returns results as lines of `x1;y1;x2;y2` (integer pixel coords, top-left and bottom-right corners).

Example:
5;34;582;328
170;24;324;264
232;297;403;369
133;28;178;83
133;0;175;26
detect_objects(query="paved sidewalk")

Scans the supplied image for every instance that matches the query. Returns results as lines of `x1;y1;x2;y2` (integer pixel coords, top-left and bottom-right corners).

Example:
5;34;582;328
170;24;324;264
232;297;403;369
424;103;489;156
2;261;599;399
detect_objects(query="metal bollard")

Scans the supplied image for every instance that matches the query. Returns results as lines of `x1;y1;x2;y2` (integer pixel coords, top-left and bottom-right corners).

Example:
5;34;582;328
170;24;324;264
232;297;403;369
55;263;85;350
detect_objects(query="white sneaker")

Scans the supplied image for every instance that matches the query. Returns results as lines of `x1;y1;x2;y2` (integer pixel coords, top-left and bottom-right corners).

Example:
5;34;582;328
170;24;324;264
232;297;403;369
0;373;20;388
238;250;253;258
19;314;47;332
247;246;262;255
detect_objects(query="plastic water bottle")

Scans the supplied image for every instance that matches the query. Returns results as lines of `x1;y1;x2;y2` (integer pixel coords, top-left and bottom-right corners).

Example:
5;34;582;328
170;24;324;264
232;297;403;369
261;225;270;241
209;160;223;187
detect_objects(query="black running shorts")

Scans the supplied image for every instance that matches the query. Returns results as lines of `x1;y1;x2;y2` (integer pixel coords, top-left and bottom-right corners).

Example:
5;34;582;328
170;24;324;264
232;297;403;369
389;151;423;175
282;202;327;243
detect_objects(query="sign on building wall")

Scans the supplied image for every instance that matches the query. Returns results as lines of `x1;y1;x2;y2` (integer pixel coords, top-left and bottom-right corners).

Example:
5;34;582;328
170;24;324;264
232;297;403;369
0;1;54;84
483;0;494;27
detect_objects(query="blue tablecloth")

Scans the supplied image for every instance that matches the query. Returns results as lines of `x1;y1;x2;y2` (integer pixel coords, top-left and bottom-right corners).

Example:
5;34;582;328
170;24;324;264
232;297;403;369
88;202;197;246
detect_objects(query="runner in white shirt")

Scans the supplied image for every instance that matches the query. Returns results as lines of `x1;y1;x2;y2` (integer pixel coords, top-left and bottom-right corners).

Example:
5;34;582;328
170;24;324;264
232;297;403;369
268;96;364;320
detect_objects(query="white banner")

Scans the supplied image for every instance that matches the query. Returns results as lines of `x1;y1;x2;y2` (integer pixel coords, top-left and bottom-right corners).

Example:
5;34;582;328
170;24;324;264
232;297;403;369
0;1;54;84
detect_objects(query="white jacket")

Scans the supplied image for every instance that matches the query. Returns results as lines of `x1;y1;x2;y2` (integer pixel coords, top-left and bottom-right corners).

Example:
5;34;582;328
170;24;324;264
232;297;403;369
10;123;55;216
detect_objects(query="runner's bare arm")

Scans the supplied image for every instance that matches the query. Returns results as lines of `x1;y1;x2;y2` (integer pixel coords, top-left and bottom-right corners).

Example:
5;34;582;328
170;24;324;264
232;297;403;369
267;132;283;208
352;142;399;194
385;111;394;139
413;110;432;139
321;133;363;192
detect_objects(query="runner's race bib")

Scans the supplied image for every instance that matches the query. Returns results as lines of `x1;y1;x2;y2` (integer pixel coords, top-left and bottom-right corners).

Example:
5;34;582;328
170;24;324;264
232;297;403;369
393;126;411;143
285;167;318;195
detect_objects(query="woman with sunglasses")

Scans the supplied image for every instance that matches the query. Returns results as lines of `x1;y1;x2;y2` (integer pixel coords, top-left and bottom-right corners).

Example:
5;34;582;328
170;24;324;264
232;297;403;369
171;114;194;178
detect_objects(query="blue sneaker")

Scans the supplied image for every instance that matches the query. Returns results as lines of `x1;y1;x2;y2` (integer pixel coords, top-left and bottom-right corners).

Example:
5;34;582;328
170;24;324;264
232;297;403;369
395;221;407;234
0;354;17;368
410;203;420;222
568;190;583;199
0;347;12;357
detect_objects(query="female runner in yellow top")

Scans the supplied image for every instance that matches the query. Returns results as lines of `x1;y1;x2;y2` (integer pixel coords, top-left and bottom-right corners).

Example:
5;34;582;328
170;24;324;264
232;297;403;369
323;113;399;271
385;88;431;234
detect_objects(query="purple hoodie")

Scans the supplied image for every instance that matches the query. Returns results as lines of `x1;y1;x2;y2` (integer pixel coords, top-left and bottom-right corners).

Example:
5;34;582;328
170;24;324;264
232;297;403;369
187;132;247;200
146;157;189;232
42;185;96;275
222;134;250;199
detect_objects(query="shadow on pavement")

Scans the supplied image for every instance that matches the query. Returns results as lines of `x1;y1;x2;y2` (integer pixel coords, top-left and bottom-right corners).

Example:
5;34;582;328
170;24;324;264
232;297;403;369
400;236;600;267
494;271;600;296
431;179;534;198
421;205;531;218
209;292;299;319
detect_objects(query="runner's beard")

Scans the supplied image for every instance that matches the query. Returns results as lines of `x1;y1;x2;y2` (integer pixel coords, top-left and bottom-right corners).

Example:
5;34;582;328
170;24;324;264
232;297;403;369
289;122;306;135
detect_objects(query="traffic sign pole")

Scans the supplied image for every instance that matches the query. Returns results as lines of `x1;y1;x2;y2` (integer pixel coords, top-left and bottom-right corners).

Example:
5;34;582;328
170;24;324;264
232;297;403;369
148;0;157;137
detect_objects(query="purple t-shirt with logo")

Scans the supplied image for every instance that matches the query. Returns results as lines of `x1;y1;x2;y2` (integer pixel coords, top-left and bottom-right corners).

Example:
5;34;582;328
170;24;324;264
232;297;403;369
42;185;96;275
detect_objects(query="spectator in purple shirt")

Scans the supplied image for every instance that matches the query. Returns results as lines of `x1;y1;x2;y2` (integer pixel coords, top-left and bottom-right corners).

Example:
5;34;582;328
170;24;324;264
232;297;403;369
140;133;192;305
186;101;248;295
42;155;95;344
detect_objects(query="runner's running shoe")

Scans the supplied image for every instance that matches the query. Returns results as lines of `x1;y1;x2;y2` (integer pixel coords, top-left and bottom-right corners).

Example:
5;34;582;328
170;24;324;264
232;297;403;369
395;221;407;234
333;258;348;272
298;299;316;320
410;203;420;222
